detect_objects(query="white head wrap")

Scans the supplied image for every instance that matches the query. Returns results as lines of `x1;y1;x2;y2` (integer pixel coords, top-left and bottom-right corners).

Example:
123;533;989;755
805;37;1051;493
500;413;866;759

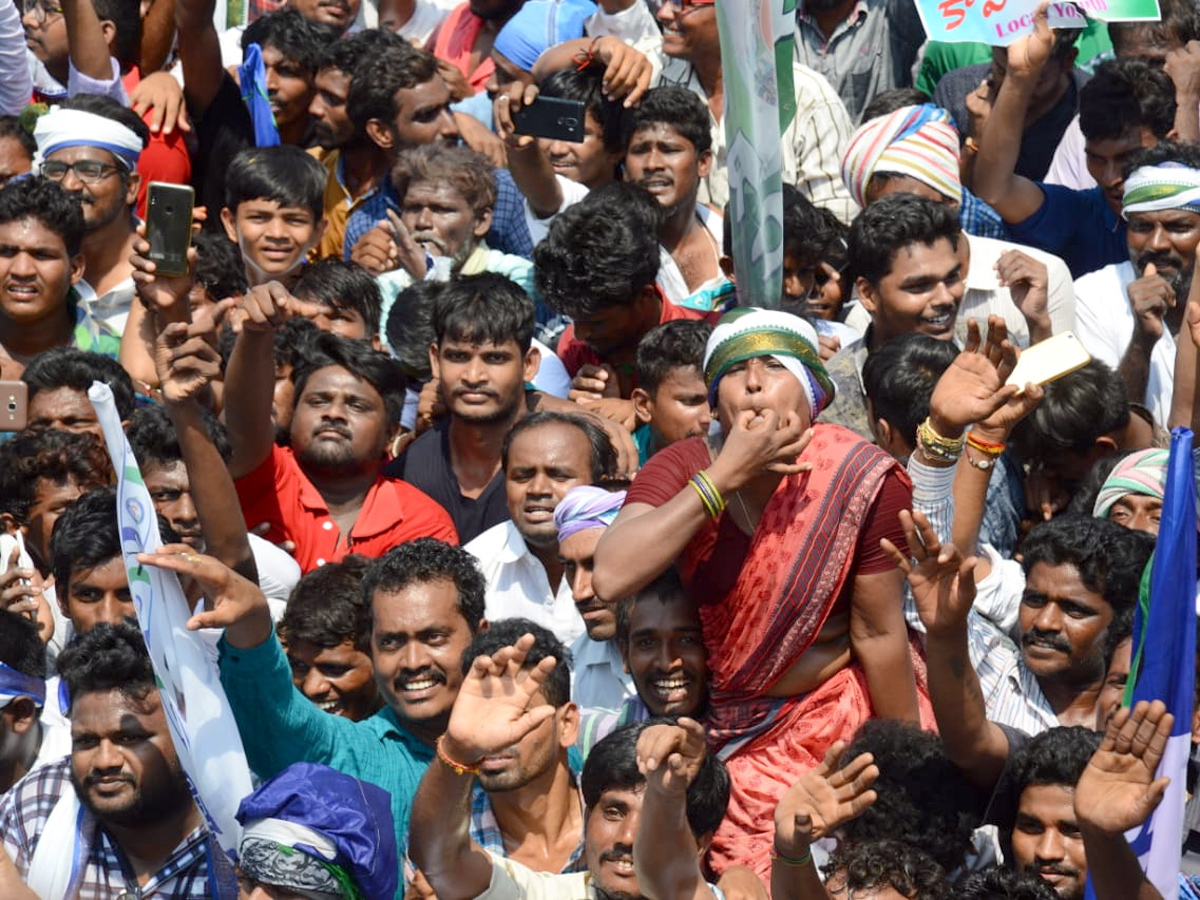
32;107;143;171
1121;162;1200;219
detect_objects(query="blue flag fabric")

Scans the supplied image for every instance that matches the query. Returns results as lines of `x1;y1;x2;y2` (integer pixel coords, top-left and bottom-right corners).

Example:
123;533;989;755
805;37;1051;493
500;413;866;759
1087;427;1197;900
238;42;281;148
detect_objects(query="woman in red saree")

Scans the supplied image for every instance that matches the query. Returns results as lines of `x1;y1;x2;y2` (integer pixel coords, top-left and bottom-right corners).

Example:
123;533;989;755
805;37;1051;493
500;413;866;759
593;308;933;883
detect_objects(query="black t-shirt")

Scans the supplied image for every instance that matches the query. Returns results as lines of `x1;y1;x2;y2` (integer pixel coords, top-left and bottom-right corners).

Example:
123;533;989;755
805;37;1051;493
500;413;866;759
386;420;507;544
191;74;254;218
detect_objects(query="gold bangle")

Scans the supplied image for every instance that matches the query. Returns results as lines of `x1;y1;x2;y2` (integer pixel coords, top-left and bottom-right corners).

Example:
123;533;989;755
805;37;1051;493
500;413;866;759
916;418;965;462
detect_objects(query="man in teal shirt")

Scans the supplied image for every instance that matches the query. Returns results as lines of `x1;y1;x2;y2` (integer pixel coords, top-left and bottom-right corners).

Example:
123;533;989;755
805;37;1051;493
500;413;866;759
163;537;486;900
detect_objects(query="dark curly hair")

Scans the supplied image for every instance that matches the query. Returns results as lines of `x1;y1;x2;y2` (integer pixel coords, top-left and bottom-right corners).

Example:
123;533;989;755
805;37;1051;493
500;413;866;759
242;7;330;72
0;609;46;679
629;87;711;155
1009;360;1129;464
462;617;572;708
840;720;980;872
1021;515;1155;618
22;347;137;421
582;719;729;839
291;331;408;428
634;319;710;396
1011;726;1101;795
360;539;486;633
1079;58;1176;143
955;866;1058;900
847;194;960;288
533;183;661;318
192;229;247;302
57;619;155;701
127;403;234;467
0;177;84;257
384;279;441;381
432;273;536;354
0;429;111;525
280;555;373;654
823;839;950;900
293;258;383;337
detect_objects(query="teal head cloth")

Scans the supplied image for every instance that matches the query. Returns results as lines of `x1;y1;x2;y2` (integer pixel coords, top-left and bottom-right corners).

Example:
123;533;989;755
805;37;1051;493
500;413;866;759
493;0;597;73
1093;448;1169;519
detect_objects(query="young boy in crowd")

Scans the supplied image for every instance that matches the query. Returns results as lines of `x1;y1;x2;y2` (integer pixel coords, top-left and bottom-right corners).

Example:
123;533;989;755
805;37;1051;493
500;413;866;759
220;145;328;290
630;319;712;466
279;555;379;723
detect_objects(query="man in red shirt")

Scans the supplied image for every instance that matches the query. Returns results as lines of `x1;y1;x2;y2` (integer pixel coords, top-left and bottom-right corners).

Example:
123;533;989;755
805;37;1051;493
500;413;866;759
228;283;457;572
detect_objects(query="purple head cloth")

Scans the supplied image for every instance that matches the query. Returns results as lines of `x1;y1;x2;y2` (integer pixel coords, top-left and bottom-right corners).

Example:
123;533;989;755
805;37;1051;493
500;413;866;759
236;762;397;899
554;485;627;543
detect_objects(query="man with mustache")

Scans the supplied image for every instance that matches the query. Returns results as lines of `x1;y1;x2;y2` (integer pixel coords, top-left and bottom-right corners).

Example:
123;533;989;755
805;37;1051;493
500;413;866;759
369;145;540;348
227;285;457;573
1073;143;1200;425
0;620;236;897
389;274;541;543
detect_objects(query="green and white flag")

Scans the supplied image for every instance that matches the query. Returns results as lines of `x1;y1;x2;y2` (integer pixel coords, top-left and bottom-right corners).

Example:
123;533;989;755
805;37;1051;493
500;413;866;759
89;381;252;865
716;0;796;309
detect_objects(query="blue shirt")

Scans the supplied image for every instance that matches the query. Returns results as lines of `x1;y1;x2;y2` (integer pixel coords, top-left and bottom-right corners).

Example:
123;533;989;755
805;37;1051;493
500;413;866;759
219;632;432;899
342;167;533;261
1008;184;1127;279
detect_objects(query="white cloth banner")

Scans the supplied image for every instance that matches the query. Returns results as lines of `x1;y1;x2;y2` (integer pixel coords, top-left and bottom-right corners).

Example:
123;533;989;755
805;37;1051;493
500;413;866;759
88;382;252;862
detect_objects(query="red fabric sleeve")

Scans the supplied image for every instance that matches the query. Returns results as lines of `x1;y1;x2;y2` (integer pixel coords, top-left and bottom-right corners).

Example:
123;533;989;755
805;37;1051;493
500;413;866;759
624;437;709;507
234;445;291;545
853;467;913;574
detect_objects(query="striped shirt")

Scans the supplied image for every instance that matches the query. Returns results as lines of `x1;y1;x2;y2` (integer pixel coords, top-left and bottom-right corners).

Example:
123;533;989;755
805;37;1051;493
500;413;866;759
658;57;858;224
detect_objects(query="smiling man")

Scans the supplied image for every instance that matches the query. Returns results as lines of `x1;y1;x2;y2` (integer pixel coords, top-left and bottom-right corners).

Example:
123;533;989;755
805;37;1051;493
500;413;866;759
227;290;456;573
821;194;964;437
204;537;488;895
615;568;708;720
466;411;617;644
279;556;379;721
409;634;730;900
1073;143;1200;425
0;621;225;898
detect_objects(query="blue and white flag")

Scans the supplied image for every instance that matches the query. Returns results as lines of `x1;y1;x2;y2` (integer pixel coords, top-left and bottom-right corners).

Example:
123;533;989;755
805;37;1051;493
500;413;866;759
238;41;282;148
1088;427;1197;900
88;382;253;863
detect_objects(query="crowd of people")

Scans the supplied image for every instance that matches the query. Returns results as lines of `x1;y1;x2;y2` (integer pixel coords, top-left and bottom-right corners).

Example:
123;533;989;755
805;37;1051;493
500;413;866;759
0;0;1197;895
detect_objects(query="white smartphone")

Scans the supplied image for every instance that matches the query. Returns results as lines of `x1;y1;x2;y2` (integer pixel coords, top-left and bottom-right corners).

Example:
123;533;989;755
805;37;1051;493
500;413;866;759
1005;331;1092;395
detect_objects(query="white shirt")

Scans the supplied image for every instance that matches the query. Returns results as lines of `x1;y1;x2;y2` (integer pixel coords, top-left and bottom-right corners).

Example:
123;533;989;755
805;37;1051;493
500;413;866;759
465;520;584;644
74;277;136;337
1074;260;1176;425
477;851;723;900
569;634;634;710
396;0;447;45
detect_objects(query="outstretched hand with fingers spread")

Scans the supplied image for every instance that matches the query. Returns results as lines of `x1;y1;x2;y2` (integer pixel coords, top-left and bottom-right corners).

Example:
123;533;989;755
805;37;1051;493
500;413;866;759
1075;699;1175;835
881;511;977;638
774;741;879;858
443;634;558;765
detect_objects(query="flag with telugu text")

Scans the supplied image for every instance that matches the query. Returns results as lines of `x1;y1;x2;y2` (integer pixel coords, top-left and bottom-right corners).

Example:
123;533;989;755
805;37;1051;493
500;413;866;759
89;382;252;865
716;0;795;309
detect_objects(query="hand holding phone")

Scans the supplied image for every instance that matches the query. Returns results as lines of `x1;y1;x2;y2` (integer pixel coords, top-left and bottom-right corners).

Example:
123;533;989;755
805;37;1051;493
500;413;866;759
511;97;586;143
146;182;195;278
1005;331;1092;395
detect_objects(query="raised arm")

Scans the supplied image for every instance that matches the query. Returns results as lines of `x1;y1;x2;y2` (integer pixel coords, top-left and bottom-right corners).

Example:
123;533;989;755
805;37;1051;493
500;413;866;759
225;284;329;479
1073;700;1174;900
881;512;1011;792
175;0;226;114
593;410;810;602
531;37;652;107
634;718;717;900
62;0;116;83
770;742;879;900
970;4;1054;224
410;634;558;900
1166;41;1200;145
493;83;565;220
849;564;920;723
138;0;177;73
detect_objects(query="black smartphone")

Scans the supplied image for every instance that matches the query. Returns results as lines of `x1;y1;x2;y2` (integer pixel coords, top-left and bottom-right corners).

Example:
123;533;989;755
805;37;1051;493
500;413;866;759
145;182;195;277
512;97;586;143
